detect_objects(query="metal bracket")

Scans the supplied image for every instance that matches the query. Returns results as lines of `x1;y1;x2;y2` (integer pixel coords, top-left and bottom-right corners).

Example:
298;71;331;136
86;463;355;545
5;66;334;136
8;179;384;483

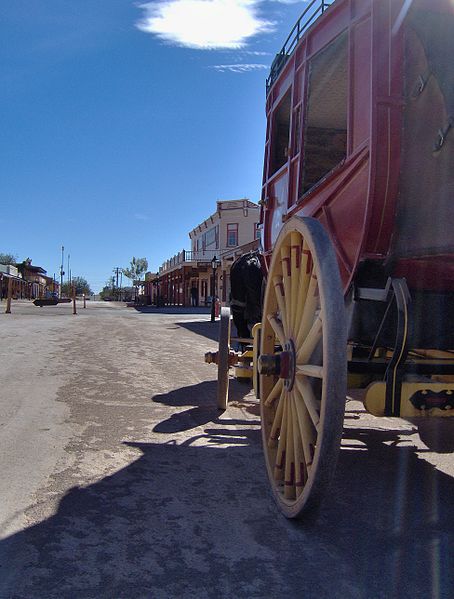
383;279;411;417
433;117;453;153
355;278;411;416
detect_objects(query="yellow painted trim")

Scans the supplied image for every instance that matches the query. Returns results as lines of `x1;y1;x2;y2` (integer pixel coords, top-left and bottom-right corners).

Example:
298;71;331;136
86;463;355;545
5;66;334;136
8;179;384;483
364;381;454;418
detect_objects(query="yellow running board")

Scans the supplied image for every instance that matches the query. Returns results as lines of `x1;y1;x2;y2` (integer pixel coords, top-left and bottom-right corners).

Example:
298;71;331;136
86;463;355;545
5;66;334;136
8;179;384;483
364;381;454;417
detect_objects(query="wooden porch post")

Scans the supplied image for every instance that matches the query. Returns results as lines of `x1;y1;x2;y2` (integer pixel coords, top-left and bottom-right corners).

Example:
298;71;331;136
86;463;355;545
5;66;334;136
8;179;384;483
5;277;13;314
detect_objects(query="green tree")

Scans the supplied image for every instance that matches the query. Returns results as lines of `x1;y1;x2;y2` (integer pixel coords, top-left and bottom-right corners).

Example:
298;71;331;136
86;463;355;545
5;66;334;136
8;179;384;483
61;276;92;296
0;253;18;265
123;257;148;299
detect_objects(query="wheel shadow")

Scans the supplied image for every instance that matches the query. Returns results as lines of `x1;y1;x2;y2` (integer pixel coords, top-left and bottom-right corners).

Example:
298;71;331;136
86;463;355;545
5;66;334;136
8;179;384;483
176;320;242;345
151;379;258;433
290;420;454;598
1;422;454;598
176;320;220;343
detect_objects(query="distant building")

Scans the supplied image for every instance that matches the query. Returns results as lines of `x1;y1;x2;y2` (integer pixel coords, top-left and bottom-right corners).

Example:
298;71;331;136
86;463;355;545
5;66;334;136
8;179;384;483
148;199;260;307
0;259;59;300
0;263;25;299
18;261;49;298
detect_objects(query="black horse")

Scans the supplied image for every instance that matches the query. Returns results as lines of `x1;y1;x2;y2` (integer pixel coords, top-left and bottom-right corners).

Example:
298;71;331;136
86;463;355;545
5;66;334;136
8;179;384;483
229;251;263;339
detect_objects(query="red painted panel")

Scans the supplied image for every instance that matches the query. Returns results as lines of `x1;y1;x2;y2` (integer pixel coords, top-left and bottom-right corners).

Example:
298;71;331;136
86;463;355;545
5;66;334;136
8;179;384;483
351;0;371;20
350;16;371;150
306;1;350;58
261;0;452;296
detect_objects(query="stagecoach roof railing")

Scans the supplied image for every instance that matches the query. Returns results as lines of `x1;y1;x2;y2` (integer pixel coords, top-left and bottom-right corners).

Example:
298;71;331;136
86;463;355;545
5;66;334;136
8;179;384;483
266;0;334;95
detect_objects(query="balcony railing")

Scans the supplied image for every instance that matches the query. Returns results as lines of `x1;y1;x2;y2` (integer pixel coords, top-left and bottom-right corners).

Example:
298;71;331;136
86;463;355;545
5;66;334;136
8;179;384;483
266;0;334;95
159;249;218;274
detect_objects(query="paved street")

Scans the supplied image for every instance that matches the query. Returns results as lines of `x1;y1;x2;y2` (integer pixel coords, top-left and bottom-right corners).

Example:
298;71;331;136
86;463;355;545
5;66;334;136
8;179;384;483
0;301;453;598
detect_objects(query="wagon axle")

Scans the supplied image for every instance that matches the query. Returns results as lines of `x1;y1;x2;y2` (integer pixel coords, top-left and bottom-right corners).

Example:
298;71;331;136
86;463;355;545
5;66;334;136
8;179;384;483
204;350;245;368
258;340;296;391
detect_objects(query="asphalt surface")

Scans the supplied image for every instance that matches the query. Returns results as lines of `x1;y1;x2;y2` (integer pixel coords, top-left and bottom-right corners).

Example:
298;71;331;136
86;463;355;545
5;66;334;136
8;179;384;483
0;300;453;598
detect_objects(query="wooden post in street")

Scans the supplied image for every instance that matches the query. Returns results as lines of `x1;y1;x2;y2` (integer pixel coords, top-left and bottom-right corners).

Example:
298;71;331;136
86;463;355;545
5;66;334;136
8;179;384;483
5;277;13;314
83;294;87;309
72;285;77;315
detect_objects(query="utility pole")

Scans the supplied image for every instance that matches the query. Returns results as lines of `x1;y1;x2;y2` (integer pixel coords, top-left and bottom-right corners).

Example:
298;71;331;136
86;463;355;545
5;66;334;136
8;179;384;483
60;245;64;298
113;267;121;300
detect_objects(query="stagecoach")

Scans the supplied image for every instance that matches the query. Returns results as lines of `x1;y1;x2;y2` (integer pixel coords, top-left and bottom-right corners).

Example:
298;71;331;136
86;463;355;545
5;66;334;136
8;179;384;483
207;0;454;518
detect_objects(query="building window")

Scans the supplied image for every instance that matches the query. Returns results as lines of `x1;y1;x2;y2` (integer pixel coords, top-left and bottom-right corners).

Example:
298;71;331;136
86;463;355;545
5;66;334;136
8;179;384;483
227;223;238;247
270;89;292;176
254;223;261;239
300;31;348;196
203;225;218;249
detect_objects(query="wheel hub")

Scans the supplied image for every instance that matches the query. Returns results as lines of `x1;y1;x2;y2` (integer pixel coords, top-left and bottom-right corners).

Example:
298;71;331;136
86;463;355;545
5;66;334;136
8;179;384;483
258;339;296;391
281;340;296;391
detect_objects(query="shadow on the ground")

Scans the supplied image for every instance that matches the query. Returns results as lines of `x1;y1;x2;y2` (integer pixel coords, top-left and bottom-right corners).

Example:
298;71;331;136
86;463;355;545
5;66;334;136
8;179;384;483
176;319;245;346
151;379;258;433
176;319;222;343
407;418;454;453
130;306;211;315
1;417;454;598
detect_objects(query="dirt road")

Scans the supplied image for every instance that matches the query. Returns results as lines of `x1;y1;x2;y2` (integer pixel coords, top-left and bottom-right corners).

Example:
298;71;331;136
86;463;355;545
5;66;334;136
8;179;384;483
0;301;453;598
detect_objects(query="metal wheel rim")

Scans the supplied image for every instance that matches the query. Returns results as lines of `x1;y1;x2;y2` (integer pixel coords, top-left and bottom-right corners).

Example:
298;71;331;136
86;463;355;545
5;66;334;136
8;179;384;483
217;306;231;410
260;216;347;518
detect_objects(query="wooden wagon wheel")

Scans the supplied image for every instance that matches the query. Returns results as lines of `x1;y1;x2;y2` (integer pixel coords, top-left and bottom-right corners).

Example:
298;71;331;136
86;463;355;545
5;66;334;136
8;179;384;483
259;216;347;518
217;306;232;410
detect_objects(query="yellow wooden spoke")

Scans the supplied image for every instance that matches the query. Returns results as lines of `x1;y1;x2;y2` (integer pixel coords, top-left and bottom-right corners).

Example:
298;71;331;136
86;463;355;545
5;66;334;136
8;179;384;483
295;376;321;431
289;394;306;495
274;392;289;481
296;364;324;378
296;272;319;348
293;240;312;334
268;390;285;448
272;275;289;336
264;377;284;407
280;244;292;335
284;393;296;499
267;313;286;347
293;386;317;471
290;232;301;334
296;310;323;363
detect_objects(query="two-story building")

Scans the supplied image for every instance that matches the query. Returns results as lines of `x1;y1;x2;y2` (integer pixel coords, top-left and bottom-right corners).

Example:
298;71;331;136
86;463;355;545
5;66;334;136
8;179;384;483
147;199;260;307
18;260;57;299
0;264;26;299
0;260;59;300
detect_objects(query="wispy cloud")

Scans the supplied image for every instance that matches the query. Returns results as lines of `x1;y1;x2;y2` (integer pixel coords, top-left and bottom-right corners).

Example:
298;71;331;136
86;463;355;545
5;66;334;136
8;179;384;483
210;63;268;73
239;50;271;56
136;0;274;49
269;0;303;4
134;213;150;221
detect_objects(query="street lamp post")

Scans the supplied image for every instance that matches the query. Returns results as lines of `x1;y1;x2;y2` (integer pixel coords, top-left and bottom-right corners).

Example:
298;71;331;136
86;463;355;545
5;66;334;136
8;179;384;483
211;255;217;323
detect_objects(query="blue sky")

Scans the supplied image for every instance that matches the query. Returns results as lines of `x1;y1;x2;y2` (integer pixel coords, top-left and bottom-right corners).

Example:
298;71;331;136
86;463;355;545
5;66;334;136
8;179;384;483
1;0;306;292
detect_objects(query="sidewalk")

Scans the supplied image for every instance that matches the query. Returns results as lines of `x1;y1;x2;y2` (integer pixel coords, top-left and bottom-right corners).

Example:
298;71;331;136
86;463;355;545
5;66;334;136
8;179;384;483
127;304;212;315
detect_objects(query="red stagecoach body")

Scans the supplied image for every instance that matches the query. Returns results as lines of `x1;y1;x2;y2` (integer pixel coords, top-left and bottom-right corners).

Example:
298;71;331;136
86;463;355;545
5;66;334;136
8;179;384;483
261;0;454;299
248;0;454;518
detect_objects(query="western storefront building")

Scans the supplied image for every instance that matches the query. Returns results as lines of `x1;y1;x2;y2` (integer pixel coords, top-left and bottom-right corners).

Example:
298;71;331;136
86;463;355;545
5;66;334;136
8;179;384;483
147;199;260;307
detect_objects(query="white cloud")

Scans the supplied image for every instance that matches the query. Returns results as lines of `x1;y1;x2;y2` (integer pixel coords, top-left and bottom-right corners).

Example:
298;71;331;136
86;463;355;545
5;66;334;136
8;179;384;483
136;0;274;49
239;50;271;56
134;213;150;221
210;63;268;72
269;0;304;4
